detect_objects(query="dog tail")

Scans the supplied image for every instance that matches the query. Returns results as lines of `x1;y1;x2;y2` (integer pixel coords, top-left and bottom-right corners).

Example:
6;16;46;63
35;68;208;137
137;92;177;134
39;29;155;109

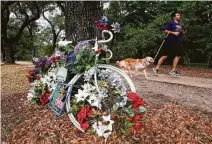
116;61;121;67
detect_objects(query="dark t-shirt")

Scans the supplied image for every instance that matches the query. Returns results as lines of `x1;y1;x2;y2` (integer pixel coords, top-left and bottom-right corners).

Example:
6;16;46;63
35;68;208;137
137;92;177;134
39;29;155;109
163;20;182;43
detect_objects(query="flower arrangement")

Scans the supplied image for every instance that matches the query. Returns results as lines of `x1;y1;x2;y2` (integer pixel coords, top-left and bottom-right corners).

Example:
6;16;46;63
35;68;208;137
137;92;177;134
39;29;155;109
68;68;147;140
26;16;147;141
95;16;121;33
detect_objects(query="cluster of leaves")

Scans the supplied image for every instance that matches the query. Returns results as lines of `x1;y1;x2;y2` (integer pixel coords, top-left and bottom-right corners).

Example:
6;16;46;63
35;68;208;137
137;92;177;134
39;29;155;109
66;48;100;74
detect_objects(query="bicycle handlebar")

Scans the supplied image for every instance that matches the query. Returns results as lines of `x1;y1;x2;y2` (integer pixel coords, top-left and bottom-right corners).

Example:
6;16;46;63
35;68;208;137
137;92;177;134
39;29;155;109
98;30;113;44
101;49;113;60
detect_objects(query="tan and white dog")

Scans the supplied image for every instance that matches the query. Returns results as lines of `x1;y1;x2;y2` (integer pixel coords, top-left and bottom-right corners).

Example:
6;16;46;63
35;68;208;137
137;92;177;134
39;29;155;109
116;56;154;79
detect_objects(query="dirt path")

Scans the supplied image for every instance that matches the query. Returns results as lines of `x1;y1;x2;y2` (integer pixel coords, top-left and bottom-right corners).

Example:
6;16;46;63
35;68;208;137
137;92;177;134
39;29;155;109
133;76;212;113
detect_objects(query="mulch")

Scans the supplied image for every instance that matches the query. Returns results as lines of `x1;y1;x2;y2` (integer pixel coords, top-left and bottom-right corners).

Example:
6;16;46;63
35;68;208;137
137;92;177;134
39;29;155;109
1;64;212;144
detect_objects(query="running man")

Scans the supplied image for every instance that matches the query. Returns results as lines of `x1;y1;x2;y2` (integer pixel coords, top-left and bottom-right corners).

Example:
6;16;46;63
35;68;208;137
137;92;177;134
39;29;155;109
153;12;185;77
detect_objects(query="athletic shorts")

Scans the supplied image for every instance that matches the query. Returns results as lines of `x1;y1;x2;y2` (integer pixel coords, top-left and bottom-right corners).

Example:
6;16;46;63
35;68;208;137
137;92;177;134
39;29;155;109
160;40;183;57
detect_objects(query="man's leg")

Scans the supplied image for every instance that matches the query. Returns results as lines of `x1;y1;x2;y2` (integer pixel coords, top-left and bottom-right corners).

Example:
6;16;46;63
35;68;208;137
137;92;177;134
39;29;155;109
156;56;168;69
172;56;181;71
169;56;181;76
153;56;167;75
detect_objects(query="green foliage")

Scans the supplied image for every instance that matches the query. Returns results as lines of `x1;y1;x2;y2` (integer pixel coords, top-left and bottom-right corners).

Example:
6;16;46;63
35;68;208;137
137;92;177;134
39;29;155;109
66;49;96;74
39;44;54;57
57;45;74;53
105;1;212;66
120;119;134;135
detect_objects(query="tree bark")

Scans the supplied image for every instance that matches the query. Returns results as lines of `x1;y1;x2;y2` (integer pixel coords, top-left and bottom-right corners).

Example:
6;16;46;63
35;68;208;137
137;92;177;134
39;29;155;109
4;42;15;63
65;1;103;42
208;54;212;69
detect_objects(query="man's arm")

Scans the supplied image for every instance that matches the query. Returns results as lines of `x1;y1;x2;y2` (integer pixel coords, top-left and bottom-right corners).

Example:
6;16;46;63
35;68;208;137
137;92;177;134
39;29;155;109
164;30;180;36
163;22;180;36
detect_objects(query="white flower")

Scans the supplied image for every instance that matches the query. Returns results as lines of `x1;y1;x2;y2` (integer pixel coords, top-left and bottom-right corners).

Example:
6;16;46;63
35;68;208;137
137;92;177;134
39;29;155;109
82;83;96;92
103;131;112;140
92;115;114;139
91;99;102;109
111;22;121;33
27;92;34;101
86;93;97;104
102;114;111;122
74;89;90;102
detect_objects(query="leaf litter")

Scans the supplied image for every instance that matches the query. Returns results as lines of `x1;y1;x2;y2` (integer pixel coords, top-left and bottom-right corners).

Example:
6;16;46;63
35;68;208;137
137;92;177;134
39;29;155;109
1;64;212;143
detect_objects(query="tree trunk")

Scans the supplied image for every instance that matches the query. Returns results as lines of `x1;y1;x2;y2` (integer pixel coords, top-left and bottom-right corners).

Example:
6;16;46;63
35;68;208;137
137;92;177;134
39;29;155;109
52;36;57;53
4;43;15;64
1;2;41;63
208;54;212;69
65;1;103;42
1;44;6;62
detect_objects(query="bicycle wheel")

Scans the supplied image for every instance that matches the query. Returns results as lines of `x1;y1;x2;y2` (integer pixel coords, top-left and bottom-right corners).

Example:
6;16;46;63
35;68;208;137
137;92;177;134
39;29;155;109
66;64;136;132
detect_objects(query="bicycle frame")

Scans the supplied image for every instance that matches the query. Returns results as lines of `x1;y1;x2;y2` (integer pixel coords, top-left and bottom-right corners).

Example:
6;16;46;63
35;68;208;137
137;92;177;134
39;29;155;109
91;30;114;96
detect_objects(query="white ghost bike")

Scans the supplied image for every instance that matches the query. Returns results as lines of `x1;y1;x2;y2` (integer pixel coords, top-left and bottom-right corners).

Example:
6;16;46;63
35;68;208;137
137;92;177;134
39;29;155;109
66;30;136;132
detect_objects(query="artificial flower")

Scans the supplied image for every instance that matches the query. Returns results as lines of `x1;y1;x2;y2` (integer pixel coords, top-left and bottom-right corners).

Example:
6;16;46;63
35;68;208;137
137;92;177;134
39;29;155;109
77;106;92;131
111;22;121;33
133;122;143;133
127;92;139;102
36;75;40;80
91;99;102;109
133;114;141;122
127;92;144;110
74;89;90;102
33;69;39;75
81;121;89;130
95;21;109;31
92;115;114;139
27;92;34;101
77;106;88;123
132;102;140;110
100;16;108;26
74;83;96;103
40;93;49;106
51;56;60;63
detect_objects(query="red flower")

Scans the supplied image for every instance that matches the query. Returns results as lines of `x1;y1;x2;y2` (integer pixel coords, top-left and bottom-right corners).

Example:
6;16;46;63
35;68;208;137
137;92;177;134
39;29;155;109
81;121;89;130
133;114;141;122
127;92;139;102
95;21;109;30
77;106;92;131
132;102;140;110
127;92;145;110
40;93;49;106
28;70;33;75
133;122;143;133
77;107;87;123
27;77;32;83
137;99;144;106
51;56;60;63
86;106;92;117
27;70;34;83
36;75;40;80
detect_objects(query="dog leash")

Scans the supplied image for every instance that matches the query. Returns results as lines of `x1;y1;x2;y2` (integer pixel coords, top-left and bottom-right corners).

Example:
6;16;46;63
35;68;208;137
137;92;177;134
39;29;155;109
153;31;170;61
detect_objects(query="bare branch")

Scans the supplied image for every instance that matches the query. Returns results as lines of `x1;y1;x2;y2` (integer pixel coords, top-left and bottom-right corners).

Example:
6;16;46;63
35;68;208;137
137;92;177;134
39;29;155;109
14;2;41;42
56;29;62;38
42;10;56;37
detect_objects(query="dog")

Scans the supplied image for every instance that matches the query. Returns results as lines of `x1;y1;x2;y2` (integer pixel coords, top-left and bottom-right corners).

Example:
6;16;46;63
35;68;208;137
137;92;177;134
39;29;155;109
116;56;154;79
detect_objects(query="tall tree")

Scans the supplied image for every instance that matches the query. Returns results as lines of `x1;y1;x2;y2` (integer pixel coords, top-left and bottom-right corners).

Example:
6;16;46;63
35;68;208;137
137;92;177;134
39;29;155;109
1;1;41;63
65;1;103;42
